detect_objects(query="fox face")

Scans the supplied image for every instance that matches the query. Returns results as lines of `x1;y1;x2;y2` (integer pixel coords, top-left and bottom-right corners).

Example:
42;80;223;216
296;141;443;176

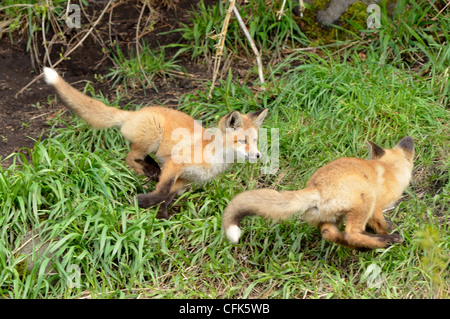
219;109;268;163
233;127;260;161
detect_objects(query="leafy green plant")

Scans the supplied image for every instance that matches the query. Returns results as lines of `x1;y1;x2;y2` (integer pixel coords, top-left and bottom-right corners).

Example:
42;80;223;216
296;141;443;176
357;0;450;72
172;0;307;61
416;226;449;298
0;0;88;67
106;43;181;93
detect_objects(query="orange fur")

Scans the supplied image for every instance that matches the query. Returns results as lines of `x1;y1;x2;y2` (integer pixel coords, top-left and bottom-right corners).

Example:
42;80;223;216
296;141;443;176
43;68;268;219
223;137;414;250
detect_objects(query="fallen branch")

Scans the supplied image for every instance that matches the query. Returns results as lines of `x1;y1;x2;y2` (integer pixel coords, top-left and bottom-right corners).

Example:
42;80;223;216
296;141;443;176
276;0;287;20
15;0;114;98
135;0;154;89
208;0;236;99
208;0;267;97
232;6;264;86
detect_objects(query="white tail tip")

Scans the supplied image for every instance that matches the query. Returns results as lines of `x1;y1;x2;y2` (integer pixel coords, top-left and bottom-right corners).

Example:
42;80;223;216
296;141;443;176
226;225;242;244
43;67;59;85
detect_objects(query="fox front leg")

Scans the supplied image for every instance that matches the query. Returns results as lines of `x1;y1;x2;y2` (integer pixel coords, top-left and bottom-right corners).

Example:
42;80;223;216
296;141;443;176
136;160;183;219
134;155;161;181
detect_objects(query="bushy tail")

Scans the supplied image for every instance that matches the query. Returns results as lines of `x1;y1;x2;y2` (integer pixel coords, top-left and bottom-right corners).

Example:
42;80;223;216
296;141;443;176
43;67;131;129
223;187;320;244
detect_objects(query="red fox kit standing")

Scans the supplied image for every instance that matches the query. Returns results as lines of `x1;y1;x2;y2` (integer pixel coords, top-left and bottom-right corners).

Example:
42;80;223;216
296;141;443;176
43;67;268;219
223;137;414;250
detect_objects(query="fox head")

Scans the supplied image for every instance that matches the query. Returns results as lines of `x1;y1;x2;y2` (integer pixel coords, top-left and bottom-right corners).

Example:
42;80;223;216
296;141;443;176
218;109;268;162
368;136;415;167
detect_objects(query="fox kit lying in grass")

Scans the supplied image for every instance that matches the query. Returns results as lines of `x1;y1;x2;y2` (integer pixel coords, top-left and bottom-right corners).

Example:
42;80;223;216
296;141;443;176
223;137;414;250
43;67;268;219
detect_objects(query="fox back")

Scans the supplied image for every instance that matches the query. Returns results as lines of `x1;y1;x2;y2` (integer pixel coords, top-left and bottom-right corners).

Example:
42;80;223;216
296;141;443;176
43;67;268;219
223;137;415;250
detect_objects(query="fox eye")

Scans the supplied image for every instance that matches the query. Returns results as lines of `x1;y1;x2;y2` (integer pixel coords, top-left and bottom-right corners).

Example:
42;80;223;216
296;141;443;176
239;139;247;144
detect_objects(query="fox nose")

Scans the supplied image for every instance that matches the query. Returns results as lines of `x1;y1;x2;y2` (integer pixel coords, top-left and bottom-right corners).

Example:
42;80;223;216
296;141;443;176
256;152;261;159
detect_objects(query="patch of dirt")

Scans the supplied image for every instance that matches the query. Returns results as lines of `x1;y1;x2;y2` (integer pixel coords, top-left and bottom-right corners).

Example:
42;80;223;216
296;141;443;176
0;0;215;169
0;39;55;165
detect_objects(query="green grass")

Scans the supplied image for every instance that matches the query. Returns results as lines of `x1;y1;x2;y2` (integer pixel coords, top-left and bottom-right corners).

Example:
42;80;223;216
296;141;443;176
1;50;448;298
0;0;449;299
0;0;89;68
106;43;182;93
171;0;307;61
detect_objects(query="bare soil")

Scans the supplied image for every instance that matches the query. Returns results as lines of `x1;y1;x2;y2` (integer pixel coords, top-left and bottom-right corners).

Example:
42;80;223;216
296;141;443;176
0;0;215;169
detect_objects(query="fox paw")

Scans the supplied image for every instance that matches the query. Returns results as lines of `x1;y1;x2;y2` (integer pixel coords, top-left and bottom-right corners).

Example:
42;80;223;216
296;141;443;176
136;193;150;208
388;232;404;245
155;210;169;220
136;193;162;208
136;194;170;219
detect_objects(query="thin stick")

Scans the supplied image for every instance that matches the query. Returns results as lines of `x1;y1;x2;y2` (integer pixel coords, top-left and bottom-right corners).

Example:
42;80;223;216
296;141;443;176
42;0;52;67
136;0;153;89
232;6;264;85
0;4;34;10
432;1;450;21
53;0;113;67
278;0;305;19
15;0;114;97
11;233;40;256
77;0;113;70
298;0;306;18
208;0;236;99
277;0;287;20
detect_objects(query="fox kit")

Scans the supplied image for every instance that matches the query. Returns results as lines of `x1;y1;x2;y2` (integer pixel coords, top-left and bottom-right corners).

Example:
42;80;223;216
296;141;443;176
223;137;414;250
43;67;268;219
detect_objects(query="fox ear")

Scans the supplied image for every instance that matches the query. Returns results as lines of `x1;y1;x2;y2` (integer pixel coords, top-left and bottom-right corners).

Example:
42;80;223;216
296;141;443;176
367;141;386;159
396;136;414;154
225;111;244;129
246;108;268;129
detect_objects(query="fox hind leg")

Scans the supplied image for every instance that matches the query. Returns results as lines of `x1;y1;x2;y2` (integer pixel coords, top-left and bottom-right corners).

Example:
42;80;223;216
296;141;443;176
134;155;161;180
366;208;398;234
320;194;403;250
365;207;403;247
319;222;349;248
345;206;403;250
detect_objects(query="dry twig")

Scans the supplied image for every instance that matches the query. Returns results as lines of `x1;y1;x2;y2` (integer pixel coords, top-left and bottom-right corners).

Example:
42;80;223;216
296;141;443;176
276;0;288;19
232;6;264;86
135;0;154;89
431;1;450;21
208;0;266;97
208;0;236;99
15;0;114;98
